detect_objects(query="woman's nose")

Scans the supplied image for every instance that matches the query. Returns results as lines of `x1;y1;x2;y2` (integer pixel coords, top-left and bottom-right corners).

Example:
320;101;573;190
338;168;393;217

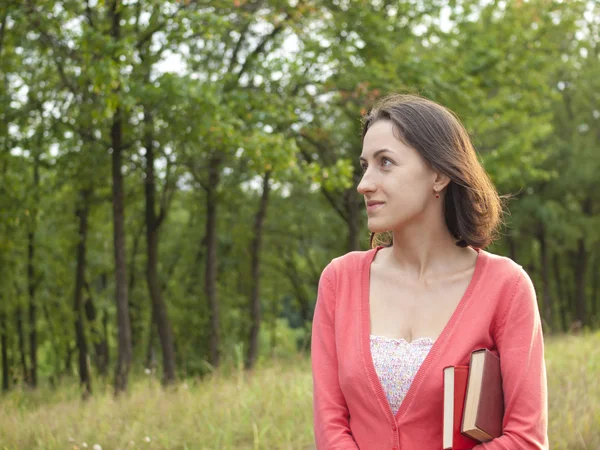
357;171;375;195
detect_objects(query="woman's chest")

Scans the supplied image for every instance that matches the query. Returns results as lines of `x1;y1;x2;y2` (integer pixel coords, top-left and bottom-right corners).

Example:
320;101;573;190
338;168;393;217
369;273;474;342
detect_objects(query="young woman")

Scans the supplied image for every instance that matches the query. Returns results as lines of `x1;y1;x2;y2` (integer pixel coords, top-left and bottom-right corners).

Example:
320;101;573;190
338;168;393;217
311;94;548;449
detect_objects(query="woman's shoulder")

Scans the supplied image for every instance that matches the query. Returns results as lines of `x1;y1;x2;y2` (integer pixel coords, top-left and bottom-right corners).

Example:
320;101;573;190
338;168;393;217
320;247;378;280
479;248;534;290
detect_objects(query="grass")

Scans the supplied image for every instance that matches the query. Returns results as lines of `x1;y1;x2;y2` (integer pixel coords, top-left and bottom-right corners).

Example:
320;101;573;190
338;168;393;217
0;331;598;450
545;330;600;450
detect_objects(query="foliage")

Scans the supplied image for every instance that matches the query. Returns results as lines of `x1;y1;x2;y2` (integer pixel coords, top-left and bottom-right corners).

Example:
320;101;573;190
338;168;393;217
0;0;598;394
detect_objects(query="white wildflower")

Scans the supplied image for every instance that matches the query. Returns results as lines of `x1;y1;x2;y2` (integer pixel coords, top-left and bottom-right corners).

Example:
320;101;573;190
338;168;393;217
82;444;88;448
144;368;151;375
93;445;102;450
144;436;151;443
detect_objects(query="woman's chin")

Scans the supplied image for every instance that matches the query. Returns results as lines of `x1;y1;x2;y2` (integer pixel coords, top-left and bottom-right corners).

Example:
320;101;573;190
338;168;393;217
367;221;389;234
367;217;399;234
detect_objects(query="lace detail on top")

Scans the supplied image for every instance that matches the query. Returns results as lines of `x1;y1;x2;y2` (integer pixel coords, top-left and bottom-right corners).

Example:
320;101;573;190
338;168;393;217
369;335;434;415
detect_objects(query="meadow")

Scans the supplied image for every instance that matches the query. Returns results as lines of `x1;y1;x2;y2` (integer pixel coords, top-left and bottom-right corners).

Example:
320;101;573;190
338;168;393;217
0;331;598;450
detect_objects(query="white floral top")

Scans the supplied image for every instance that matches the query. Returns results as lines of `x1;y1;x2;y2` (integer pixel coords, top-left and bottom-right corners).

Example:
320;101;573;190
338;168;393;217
369;335;434;415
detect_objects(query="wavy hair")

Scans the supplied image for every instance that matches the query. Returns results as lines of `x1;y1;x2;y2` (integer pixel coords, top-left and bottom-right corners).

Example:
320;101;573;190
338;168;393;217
361;93;507;249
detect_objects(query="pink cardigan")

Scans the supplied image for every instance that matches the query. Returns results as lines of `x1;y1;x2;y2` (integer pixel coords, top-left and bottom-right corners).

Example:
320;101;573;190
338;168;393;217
311;246;548;450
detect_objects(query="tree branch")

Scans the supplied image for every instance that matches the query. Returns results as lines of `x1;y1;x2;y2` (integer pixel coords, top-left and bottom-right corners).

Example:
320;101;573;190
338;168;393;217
186;157;209;192
24;2;82;96
157;152;176;228
25;1;82;63
232;12;290;86
85;0;96;29
136;3;187;50
295;139;348;222
227;0;265;75
60;118;101;145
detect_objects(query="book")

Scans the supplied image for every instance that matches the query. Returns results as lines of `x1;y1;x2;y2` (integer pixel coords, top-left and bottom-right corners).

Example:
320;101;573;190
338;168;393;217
443;365;479;450
461;349;504;442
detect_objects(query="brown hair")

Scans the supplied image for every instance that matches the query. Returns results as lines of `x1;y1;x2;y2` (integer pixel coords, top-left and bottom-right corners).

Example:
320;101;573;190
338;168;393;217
361;93;507;249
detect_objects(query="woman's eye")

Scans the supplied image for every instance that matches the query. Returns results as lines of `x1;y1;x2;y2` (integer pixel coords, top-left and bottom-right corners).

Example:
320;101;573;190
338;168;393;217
361;158;392;172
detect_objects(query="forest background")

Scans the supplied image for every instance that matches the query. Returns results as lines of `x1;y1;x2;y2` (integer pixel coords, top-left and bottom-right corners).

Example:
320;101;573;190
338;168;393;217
0;0;599;449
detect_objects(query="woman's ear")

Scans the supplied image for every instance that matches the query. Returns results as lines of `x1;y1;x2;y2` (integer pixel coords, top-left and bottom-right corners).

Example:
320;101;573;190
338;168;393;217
433;171;451;193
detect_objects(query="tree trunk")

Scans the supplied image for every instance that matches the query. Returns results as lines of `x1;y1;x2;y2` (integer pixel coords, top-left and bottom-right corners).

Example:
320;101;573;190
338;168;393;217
205;153;221;368
27;156;40;388
536;223;553;332
145;305;158;372
27;230;37;388
102;307;110;370
111;104;132;393
574;237;588;327
245;170;272;370
574;197;593;327
553;253;568;332
64;345;74;376
74;189;92;396
15;306;29;384
270;292;278;358
143;110;176;385
128;222;144;353
109;0;132;395
1;310;8;392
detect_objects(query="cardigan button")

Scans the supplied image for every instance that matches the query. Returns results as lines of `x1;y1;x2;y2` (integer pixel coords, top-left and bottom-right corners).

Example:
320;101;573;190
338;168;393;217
392;424;397;431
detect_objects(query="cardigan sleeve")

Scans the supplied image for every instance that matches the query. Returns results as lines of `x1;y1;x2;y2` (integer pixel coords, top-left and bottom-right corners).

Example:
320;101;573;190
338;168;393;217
311;263;360;450
475;268;549;450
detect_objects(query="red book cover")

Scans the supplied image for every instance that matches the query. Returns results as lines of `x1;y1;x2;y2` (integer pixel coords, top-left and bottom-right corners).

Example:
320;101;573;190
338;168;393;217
443;365;480;450
461;349;504;441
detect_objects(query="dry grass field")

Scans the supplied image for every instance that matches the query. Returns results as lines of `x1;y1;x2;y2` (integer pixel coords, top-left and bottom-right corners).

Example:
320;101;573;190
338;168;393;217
0;330;598;450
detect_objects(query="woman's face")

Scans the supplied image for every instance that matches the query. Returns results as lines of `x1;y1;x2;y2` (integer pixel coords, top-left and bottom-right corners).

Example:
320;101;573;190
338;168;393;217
357;120;438;233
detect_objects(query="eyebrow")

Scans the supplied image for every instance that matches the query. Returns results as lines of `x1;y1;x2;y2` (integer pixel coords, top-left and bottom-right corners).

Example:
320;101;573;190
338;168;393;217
359;148;393;162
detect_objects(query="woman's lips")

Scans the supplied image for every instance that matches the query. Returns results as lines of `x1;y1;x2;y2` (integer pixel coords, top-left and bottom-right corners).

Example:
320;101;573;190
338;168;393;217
366;202;384;213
